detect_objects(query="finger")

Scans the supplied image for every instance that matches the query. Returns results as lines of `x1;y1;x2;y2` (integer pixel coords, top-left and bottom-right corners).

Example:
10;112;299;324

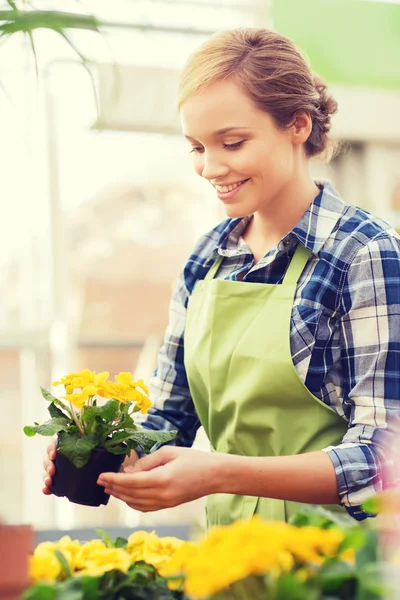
134;450;170;473
104;485;158;501
42;486;52;495
97;470;160;489
126;500;165;512
46;462;55;476
47;443;57;460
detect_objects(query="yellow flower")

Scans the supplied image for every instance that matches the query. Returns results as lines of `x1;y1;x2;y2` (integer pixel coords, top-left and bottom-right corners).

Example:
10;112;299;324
126;530;151;563
142;535;185;570
75;540;107;569
76;547;131;577
98;381;129;403
94;371;110;386
134;393;152;414
162;516;352;599
29;542;62;582
55;536;81;571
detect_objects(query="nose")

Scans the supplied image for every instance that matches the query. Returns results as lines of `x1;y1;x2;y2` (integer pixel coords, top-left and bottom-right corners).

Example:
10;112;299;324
200;151;229;181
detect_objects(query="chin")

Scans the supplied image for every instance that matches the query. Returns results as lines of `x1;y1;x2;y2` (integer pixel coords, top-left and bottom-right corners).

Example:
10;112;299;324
223;204;252;219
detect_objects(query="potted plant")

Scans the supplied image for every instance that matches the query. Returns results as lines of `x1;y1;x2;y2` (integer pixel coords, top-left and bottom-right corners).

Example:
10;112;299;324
24;369;176;507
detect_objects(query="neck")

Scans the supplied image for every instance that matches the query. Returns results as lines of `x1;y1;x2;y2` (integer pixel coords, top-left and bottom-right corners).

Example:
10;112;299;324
251;169;320;246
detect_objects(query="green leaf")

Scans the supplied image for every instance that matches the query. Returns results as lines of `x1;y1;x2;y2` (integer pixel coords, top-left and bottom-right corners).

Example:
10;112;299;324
24;417;70;437
362;496;380;514
41;386;61;403
54;548;72;578
57;431;100;468
337;527;366;554
316;557;356;591
272;572;319;600
356;529;379;570
289;505;355;529
41;387;72;417
48;402;71;421
115;537;128;549
95;528;114;548
356;563;386;600
125;429;177;453
106;444;128;455
84;400;120;424
21;583;56;600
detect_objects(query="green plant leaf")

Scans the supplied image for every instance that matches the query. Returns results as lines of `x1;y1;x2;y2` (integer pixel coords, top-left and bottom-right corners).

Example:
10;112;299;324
115;536;128;549
337;527;366;554
24;417;70;437
316;557;356;592
362;497;380;514
48;402;71;421
54;548;72;578
83;400;120;427
289;505;355;529
57;431;100;468
106;444;128;455
21;583;56;600
272;572;319;600
95;528;114;548
123;429;177;453
41;387;72;417
356;529;379;571
54;575;100;600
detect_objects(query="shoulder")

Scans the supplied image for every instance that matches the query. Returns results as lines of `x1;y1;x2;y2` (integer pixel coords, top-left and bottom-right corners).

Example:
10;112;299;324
321;202;400;268
182;217;237;294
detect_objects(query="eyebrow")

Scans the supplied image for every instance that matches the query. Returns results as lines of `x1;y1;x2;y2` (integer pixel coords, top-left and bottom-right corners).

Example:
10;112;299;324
184;127;252;141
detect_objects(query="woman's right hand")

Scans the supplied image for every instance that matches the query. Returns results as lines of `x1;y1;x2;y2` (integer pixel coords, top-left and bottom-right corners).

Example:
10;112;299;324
42;441;57;495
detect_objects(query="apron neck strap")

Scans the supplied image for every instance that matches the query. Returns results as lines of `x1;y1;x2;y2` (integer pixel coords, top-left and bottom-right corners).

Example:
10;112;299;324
204;253;224;282
283;243;312;285
204;244;311;284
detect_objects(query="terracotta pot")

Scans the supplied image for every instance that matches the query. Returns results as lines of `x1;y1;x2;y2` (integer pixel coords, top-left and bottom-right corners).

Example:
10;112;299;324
52;444;125;507
0;524;34;600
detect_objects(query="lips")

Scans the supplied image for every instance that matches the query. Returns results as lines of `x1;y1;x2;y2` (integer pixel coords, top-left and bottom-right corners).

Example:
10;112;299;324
215;178;250;202
214;179;249;192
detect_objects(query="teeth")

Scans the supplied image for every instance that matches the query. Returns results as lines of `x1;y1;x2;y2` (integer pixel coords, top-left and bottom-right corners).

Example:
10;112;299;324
216;180;246;193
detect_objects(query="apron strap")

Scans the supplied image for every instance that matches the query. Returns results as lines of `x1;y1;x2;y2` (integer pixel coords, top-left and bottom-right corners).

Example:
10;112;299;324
282;243;312;285
204;244;311;285
204;254;224;282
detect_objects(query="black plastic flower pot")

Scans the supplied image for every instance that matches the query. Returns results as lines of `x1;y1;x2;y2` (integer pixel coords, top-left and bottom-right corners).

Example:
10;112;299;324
51;444;125;507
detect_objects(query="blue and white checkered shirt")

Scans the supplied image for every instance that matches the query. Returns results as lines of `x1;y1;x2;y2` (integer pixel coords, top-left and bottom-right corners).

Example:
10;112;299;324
142;180;400;520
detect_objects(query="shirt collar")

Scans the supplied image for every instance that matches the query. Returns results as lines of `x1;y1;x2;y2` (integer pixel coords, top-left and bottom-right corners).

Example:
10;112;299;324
216;180;346;256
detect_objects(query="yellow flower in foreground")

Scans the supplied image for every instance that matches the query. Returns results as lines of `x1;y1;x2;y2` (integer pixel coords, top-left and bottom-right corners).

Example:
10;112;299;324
29;542;63;582
142;535;185;570
126;530;151;562
162;516;348;599
76;547;131;577
126;531;184;571
56;536;82;571
30;537;82;582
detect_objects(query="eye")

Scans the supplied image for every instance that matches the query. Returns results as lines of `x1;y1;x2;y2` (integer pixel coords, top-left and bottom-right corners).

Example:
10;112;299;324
223;140;245;150
189;146;204;154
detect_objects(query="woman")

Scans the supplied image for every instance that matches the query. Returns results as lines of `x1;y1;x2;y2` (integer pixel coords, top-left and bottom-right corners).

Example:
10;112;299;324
44;28;400;525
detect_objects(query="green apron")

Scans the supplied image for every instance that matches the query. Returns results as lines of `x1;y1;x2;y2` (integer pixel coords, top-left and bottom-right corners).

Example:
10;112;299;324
184;243;348;525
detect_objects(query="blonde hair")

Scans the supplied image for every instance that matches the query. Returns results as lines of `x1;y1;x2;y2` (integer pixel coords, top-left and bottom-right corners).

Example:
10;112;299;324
178;28;338;159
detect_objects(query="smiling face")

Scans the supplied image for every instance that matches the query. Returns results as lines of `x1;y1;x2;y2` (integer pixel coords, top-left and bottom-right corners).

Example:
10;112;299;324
180;78;303;219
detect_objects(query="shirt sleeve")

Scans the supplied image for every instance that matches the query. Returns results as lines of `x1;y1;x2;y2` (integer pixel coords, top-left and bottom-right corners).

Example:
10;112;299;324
137;263;201;451
322;233;400;520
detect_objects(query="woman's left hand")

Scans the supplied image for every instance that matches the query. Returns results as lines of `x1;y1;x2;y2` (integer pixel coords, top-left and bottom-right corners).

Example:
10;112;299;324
97;446;225;512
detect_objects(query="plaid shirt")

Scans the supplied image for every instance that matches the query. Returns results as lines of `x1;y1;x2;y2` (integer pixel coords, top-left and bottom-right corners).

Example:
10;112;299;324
142;180;400;520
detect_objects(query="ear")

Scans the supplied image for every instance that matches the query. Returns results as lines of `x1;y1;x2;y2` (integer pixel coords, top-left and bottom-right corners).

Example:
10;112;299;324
290;112;312;147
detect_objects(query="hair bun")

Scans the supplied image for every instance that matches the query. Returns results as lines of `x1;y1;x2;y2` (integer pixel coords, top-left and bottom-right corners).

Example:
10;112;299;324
313;74;338;121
